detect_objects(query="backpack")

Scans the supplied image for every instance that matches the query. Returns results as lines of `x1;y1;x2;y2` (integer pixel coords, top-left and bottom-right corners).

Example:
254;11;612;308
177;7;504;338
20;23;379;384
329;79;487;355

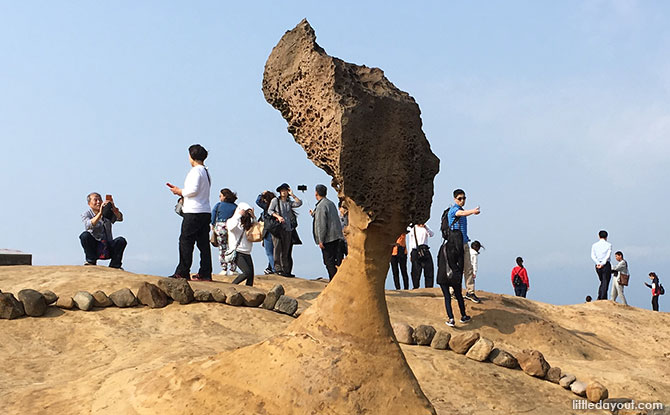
513;272;523;287
440;208;451;240
659;283;665;296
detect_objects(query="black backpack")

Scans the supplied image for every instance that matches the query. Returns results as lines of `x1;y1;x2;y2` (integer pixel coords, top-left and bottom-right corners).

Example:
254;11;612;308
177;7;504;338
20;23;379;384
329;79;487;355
513;272;523;287
659;283;665;296
440;208;451;240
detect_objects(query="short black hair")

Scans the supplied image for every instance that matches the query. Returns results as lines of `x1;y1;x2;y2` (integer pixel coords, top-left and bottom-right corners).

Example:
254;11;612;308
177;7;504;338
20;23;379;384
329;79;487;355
315;184;327;197
599;230;608;239
615;251;623;257
189;144;208;162
516;256;523;266
220;188;237;203
453;189;465;198
471;240;483;251
585;295;592;302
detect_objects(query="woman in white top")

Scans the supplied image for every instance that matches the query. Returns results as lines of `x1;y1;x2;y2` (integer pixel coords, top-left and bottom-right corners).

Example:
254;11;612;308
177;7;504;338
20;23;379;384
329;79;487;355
167;144;212;281
227;202;256;286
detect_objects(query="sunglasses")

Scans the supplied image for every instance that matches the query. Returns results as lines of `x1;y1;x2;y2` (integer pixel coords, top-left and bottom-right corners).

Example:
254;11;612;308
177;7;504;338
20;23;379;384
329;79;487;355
456;196;466;201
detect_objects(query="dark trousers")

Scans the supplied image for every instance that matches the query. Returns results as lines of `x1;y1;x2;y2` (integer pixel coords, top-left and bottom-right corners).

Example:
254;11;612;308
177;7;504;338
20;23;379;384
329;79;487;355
390;252;409;290
652;295;659;311
175;213;212;278
272;229;294;275
79;231;127;268
321;240;340;280
410;249;434;289
439;282;466;320
232;252;254;286
596;262;612;300
514;285;528;298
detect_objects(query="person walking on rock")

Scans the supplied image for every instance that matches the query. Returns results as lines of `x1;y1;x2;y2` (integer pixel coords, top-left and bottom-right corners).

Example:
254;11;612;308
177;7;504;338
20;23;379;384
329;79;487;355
408;223;435;289
211;188;238;275
390;232;409;290
167;144;212;281
256;190;277;275
310;184;344;281
610;251;629;305
645;272;662;312
446;189;481;300
511;257;530;298
227;202;256;286
591;230;612;300
268;183;302;277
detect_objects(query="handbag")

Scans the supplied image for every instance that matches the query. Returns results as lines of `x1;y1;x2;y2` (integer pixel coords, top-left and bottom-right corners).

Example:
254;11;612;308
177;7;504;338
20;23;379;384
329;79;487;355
224;232;242;263
412;226;430;259
210;229;219;247
263;212;283;237
618;273;629;286
246;221;264;242
175;197;184;217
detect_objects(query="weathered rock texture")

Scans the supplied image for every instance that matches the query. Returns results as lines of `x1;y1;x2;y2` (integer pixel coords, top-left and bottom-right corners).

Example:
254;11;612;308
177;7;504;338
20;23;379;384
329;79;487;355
518;349;550;378
17;289;46;317
0;292;25;319
119;19;439;414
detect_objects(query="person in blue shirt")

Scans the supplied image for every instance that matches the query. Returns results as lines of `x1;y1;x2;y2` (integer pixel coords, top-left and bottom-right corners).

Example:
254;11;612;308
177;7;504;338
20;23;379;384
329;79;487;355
446;188;481;303
211;188;238;275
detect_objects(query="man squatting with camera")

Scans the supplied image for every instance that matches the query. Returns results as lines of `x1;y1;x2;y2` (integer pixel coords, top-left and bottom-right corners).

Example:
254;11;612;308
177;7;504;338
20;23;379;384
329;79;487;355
79;192;127;268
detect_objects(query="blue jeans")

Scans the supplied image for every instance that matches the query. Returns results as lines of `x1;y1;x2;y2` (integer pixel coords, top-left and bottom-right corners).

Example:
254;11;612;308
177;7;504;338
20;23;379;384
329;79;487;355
263;233;274;271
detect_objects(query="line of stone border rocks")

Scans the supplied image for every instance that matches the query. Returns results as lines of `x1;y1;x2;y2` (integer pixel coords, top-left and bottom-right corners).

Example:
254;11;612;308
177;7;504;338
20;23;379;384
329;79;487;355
0;279;299;319
391;322;624;407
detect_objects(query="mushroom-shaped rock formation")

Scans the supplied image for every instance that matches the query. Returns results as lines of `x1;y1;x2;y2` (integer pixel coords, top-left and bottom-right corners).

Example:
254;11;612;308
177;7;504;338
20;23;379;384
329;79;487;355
103;19;439;414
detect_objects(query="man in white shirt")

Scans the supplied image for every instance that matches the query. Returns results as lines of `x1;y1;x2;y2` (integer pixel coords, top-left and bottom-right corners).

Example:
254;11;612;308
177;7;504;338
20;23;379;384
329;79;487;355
167;144;212;281
407;223;434;289
591;230;612;300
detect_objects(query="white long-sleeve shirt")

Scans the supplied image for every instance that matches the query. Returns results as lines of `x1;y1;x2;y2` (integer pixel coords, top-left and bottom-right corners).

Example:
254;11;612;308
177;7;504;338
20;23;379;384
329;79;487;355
227;203;253;254
407;225;434;251
591;239;612;266
470;247;479;276
182;165;211;214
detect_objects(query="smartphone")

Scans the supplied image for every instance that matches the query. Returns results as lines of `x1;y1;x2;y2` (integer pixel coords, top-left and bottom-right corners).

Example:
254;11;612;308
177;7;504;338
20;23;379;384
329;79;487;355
105;194;112;201
166;182;174;188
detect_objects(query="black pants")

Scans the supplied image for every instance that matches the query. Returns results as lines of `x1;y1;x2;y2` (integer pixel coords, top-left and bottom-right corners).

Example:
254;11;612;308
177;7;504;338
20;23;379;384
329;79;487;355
272;229;294;275
514;285;527;298
390;252;409;290
175;213;212;278
652;295;659;311
596;262;612;300
410;249;434;289
232;252;254;286
79;231;127;268
321;240;340;280
439;282;466;320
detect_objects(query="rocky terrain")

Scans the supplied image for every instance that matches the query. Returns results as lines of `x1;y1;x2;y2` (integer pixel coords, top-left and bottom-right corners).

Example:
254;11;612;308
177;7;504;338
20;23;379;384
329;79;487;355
1;265;668;414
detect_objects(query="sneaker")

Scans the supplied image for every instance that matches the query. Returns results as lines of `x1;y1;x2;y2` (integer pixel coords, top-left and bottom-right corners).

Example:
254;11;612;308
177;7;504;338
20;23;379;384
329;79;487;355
84;261;96;266
445;319;455;327
191;274;212;282
226;270;233;276
264;267;274;275
218;270;227;276
460;315;472;324
464;293;481;304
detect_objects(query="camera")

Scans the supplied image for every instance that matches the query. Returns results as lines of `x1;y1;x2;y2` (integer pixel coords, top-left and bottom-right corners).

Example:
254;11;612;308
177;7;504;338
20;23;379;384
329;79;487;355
297;184;307;192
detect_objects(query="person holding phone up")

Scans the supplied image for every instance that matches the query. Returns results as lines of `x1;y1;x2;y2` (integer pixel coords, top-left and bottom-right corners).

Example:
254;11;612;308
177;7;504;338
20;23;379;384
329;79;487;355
80;192;126;268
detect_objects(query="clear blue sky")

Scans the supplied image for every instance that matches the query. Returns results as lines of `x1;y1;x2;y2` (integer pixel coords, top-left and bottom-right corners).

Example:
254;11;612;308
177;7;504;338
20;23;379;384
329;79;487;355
1;1;668;309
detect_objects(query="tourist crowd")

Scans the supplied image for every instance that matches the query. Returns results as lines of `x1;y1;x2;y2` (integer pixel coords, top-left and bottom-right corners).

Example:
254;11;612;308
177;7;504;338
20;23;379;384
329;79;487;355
79;145;664;321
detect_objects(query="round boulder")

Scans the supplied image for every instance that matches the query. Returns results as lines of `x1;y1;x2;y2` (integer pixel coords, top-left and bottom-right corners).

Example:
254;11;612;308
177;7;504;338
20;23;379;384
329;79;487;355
73;291;95;311
465;337;494;362
412;325;437;346
430;331;451;350
92;290;113;307
517;349;550;378
18;289;47;317
488;348;519;369
570;380;587;397
546;366;562;384
392;323;414;345
449;332;480;354
41;290;58;305
586;381;608;403
0;292;25;319
559;374;576;389
55;296;75;310
109;288;138;308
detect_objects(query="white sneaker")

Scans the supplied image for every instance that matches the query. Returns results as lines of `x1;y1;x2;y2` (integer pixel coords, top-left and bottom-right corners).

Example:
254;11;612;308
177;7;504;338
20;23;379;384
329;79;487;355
219;270;227;275
226;270;233;276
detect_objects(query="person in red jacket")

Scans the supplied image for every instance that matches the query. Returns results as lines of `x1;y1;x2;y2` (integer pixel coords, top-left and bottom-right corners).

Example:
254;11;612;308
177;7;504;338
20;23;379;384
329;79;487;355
645;272;661;311
511;257;530;298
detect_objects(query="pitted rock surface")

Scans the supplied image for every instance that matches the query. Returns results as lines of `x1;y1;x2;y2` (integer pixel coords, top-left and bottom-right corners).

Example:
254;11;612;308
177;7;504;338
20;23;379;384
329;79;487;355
262;19;439;225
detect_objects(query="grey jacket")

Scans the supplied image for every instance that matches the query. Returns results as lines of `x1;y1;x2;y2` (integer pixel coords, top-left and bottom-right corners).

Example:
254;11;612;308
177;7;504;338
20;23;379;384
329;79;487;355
612;259;629;276
82;208;121;242
312;197;344;245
